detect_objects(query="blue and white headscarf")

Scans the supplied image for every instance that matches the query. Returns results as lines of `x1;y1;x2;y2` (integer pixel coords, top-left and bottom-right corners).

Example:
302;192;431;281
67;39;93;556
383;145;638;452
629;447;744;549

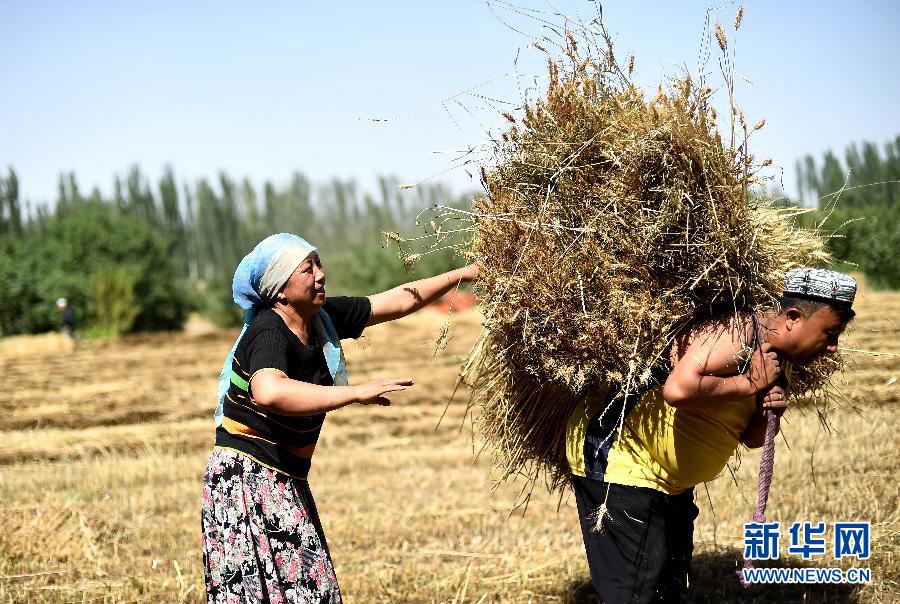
214;233;349;425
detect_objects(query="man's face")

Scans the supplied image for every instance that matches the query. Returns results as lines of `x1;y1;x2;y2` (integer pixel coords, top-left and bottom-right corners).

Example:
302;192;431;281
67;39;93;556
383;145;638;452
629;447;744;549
784;305;847;365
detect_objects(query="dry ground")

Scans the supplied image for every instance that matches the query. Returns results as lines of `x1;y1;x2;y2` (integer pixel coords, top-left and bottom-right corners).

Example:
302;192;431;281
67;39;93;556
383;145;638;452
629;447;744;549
0;290;897;603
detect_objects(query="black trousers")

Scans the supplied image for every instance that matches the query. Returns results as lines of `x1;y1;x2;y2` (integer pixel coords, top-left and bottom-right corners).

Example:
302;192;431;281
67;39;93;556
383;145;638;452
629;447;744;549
573;476;699;604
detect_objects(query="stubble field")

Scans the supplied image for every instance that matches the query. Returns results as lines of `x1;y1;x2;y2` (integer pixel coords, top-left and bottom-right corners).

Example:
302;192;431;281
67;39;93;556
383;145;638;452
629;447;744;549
0;288;897;603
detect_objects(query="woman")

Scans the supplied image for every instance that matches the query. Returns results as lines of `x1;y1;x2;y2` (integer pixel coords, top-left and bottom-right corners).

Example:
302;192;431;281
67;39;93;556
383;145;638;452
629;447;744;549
201;233;478;603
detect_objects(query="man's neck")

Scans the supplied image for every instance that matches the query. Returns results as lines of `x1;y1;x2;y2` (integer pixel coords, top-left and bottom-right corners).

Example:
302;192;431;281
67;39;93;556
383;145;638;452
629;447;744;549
755;313;785;351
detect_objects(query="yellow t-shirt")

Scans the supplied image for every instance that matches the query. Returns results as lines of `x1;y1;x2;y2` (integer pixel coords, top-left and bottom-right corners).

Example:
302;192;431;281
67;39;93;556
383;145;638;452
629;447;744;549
566;385;757;495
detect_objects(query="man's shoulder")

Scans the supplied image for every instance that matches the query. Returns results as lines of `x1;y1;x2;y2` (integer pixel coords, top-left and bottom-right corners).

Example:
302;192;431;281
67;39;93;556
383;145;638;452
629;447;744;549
687;313;753;341
671;313;754;360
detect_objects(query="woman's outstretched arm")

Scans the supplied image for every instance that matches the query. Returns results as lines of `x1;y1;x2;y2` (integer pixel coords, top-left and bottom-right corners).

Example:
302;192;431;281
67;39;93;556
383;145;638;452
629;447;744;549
366;263;479;327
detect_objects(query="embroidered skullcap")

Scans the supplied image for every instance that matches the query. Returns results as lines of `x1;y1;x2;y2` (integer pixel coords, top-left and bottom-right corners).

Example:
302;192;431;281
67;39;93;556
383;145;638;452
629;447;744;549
783;268;856;307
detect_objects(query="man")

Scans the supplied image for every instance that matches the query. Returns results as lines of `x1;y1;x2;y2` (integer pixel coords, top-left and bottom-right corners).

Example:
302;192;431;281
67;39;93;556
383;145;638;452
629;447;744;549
57;297;75;340
565;268;857;603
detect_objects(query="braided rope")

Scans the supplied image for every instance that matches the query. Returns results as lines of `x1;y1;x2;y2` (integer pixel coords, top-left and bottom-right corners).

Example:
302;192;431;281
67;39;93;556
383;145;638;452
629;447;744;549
739;315;781;588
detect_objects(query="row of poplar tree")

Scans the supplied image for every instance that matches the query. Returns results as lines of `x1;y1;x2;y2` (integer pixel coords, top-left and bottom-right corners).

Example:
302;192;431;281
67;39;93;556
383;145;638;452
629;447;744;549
0;135;896;336
793;135;900;289
0;167;469;336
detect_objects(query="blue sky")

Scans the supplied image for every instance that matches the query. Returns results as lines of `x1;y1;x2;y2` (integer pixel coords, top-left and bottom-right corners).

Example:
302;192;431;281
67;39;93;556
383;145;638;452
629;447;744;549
2;1;898;207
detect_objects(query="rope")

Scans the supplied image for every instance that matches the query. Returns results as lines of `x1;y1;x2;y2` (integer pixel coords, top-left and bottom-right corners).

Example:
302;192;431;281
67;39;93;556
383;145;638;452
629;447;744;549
739;315;781;587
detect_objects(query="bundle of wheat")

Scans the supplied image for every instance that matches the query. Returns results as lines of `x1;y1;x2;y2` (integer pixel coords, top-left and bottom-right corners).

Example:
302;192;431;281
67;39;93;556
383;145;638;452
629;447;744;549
456;28;835;491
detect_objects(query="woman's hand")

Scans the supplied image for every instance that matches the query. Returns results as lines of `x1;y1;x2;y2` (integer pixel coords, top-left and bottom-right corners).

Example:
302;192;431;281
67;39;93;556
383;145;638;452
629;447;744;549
458;262;481;283
759;382;790;417
352;377;414;406
746;341;782;394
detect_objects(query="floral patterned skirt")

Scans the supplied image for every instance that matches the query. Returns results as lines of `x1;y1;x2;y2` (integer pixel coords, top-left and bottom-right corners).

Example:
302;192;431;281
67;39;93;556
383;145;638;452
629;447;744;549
201;448;342;604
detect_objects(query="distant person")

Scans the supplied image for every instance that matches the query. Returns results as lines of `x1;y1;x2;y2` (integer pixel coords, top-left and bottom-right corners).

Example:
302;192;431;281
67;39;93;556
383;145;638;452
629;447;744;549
566;268;856;603
56;298;75;340
201;233;478;603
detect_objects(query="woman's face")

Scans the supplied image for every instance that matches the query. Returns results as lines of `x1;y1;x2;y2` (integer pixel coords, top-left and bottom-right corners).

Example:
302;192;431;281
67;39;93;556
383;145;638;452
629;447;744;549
279;253;326;312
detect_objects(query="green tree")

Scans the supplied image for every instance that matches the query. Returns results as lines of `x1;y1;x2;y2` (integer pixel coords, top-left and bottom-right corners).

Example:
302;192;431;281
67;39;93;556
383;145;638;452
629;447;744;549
125;164;158;224
0;200;188;334
0;167;22;236
795;136;900;289
90;267;141;336
1;165;476;333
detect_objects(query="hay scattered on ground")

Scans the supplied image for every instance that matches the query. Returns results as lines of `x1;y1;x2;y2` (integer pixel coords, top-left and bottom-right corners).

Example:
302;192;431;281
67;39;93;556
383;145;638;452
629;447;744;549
0;332;74;358
2;301;898;602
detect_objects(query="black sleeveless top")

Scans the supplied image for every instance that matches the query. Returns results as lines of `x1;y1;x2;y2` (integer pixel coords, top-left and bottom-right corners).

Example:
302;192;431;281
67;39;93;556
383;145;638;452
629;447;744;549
215;296;371;477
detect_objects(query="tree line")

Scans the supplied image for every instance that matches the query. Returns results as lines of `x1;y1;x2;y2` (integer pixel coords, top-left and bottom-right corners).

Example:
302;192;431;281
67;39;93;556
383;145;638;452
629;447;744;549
1;135;896;336
0;166;471;336
793;135;900;289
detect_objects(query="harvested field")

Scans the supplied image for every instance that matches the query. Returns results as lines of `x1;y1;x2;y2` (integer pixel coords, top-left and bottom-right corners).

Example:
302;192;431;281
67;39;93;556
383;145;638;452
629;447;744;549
0;289;897;603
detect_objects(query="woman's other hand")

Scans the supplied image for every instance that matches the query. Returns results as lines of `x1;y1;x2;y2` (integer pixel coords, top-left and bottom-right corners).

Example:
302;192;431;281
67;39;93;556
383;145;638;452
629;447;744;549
353;377;414;406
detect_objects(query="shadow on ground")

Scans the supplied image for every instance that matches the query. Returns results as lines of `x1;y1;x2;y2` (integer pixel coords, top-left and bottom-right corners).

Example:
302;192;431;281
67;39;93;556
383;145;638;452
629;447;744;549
563;546;861;603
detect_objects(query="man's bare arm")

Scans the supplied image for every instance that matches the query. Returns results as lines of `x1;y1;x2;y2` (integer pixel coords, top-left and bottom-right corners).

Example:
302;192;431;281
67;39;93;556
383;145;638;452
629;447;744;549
663;318;781;409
